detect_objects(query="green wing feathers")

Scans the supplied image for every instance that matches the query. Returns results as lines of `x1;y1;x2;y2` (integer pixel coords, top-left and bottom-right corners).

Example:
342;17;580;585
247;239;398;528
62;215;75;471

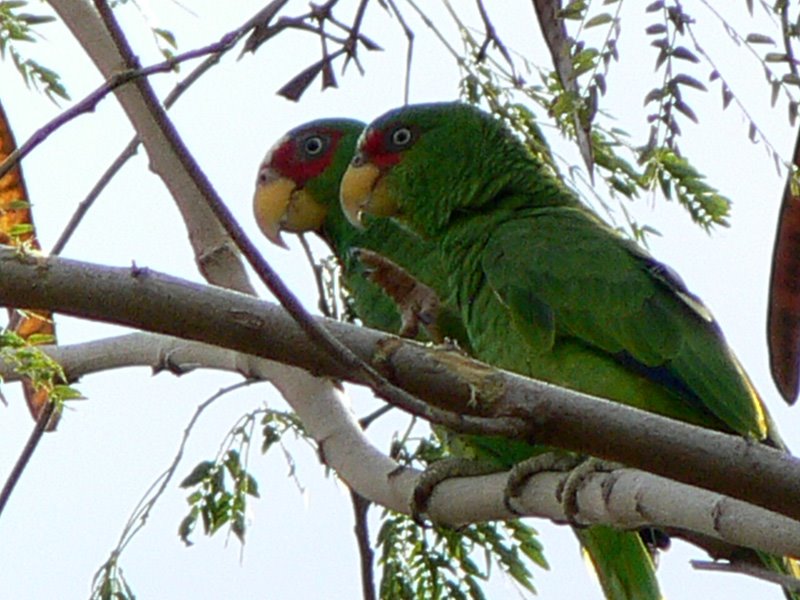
478;205;769;439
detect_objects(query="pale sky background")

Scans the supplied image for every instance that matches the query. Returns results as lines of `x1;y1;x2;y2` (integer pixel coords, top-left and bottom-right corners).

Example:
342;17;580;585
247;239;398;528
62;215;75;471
0;1;798;599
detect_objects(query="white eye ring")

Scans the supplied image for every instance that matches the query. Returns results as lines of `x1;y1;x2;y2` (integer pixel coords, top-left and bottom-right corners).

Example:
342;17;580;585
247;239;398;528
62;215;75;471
391;127;412;147
304;135;324;155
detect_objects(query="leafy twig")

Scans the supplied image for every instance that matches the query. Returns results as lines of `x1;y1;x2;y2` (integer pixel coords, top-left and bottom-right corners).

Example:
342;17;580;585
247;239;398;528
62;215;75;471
90;380;254;599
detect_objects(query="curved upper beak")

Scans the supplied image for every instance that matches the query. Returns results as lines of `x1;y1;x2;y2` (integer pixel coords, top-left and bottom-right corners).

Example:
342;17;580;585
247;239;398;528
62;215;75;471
340;161;380;228
253;170;295;249
340;159;399;228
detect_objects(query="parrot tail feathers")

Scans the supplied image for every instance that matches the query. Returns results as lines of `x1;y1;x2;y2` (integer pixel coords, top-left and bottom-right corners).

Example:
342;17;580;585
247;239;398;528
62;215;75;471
574;525;664;600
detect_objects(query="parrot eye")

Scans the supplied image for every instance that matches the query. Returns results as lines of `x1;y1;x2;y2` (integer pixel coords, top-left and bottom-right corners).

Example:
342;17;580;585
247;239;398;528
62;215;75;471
303;135;326;157
389;126;413;148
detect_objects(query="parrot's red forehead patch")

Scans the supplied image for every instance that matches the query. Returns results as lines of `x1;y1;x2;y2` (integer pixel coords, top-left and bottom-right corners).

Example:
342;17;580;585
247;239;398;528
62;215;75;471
361;127;402;169
269;128;344;185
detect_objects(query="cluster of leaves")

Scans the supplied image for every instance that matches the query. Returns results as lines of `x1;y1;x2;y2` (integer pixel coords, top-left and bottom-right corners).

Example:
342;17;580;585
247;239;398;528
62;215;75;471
640;1;800;178
733;1;800;126
555;0;624;147
178;408;309;547
374;433;547;599
377;514;546;600
643;1;706;149
178;449;260;546
0;1;67;101
178;409;285;546
0;329;80;407
91;557;136;600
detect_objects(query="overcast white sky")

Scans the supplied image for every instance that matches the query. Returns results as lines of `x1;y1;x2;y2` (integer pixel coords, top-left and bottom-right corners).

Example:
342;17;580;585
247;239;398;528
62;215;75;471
0;2;797;599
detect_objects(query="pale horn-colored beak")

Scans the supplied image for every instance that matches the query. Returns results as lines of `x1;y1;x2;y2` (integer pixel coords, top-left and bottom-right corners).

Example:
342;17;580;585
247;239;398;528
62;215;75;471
253;171;296;249
340;161;382;228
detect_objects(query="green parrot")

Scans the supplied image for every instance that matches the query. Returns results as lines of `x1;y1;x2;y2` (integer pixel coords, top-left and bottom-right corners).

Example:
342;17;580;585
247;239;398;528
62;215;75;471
254;118;669;600
339;101;800;598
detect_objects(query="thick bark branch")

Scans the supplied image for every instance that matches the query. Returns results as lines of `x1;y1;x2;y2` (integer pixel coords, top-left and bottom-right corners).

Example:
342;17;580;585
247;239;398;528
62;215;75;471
1;249;800;528
47;0;253;293
4;331;800;558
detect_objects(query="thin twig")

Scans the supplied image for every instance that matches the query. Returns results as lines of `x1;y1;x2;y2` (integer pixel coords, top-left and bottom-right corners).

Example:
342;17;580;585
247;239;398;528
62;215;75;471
691;559;800;592
0;399;55;518
0;32;244;182
385;0;415;104
475;0;515;77
359;404;394;429
350;490;377;600
51;140;138;255
298;234;334;319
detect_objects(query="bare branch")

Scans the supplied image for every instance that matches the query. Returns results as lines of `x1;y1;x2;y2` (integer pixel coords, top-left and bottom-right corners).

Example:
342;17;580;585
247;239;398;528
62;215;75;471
0;401;56;517
350;490;376;600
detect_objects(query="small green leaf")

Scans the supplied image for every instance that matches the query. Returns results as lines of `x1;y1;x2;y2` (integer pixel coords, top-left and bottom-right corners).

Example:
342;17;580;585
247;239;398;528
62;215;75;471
26;333;55;345
671;46;700;63
244;474;260;498
9;223;33;236
153;27;177;49
745;33;775;45
7;199;30;210
585;13;613;28
180;461;215;487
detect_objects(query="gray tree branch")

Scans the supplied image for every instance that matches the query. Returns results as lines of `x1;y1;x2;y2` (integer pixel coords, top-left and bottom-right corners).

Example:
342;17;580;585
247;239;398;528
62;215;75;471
3;330;799;559
1;248;800;530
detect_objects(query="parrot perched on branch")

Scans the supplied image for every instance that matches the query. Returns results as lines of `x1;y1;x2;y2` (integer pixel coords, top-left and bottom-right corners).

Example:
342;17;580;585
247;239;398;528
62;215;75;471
339;101;800;599
254;118;671;600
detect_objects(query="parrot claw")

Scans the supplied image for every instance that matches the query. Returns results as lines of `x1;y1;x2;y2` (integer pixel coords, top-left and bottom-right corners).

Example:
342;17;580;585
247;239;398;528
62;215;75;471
412;458;501;524
558;457;626;527
503;453;584;517
352;247;444;342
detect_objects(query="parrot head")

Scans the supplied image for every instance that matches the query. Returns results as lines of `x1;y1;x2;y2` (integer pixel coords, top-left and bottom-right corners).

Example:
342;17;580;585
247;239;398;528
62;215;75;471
254;118;364;248
340;102;532;237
